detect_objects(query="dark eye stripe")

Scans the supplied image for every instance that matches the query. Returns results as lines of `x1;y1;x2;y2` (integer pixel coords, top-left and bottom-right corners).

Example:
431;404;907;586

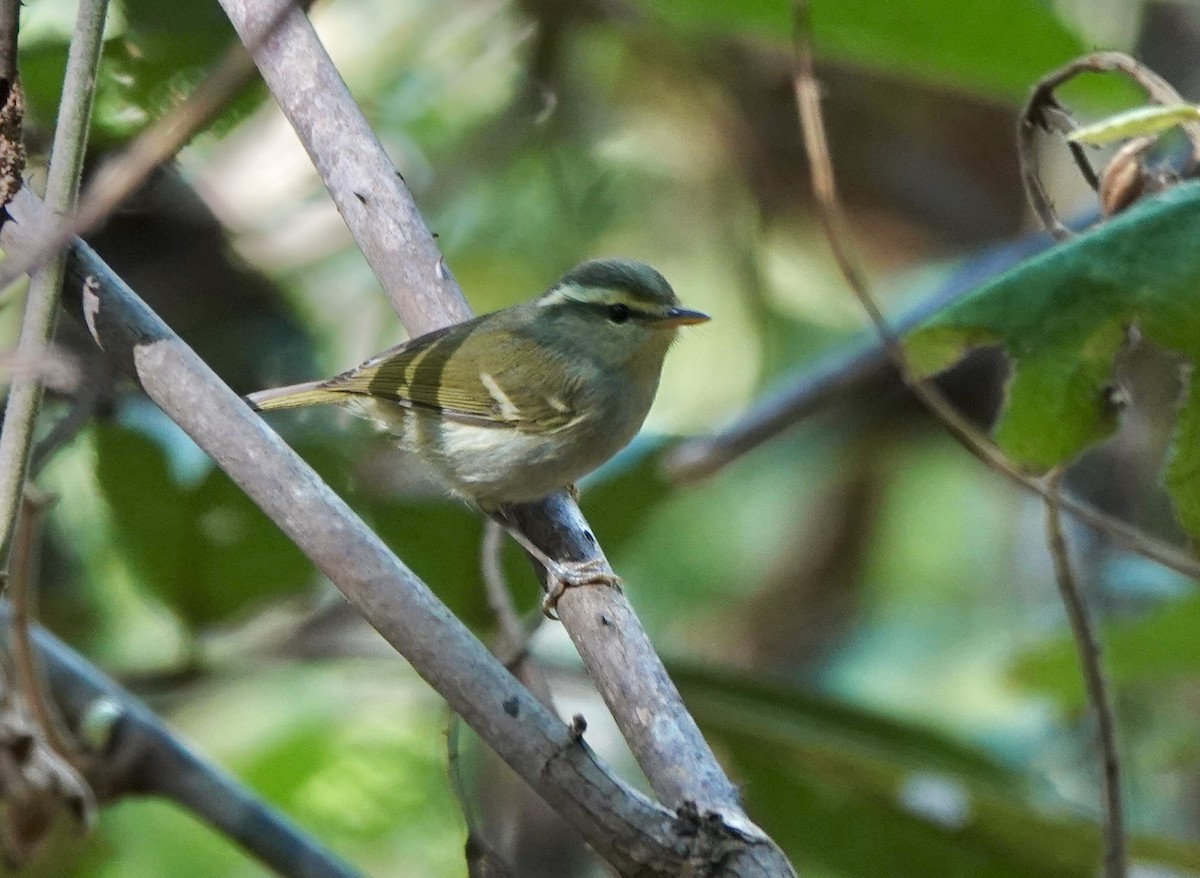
607;303;632;324
589;301;653;321
544;296;656;322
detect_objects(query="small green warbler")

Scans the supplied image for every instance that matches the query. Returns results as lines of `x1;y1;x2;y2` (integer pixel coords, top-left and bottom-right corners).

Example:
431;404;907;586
247;258;708;609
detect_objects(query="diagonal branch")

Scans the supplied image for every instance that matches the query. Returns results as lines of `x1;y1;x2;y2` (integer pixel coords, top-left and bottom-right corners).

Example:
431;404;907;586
1;184;779;876
216;0;785;863
215;0;467;329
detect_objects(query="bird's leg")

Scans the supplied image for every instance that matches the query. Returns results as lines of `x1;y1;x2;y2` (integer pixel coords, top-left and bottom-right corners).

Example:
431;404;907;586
485;508;621;619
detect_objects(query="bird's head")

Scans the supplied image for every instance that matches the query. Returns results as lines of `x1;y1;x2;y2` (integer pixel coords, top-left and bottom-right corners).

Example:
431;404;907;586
531;258;709;367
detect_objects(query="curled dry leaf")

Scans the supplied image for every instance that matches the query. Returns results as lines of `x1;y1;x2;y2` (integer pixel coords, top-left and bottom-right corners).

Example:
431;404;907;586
1098;137;1154;216
1018;51;1200;236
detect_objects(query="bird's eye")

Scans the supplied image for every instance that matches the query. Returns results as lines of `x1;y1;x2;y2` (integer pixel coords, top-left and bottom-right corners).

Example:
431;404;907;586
606;303;632;324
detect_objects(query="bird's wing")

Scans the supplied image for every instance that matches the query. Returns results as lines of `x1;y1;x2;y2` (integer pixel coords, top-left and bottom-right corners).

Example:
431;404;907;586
324;321;583;432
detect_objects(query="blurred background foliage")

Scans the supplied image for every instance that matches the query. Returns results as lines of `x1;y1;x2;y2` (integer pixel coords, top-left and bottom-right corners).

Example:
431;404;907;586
8;0;1200;875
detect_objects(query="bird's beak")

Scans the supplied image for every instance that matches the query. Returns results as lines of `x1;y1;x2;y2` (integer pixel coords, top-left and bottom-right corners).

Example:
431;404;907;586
652;306;711;328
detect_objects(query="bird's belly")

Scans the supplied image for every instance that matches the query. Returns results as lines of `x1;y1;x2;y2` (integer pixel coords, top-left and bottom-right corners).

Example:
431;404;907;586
432;418;618;506
350;390;648;507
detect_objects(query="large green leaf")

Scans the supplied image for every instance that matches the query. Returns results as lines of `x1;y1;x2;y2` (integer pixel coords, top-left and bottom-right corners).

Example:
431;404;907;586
94;424;191;600
907;180;1200;539
672;662;1017;786
94;423;313;627
676;663;1200;876
726;729;1200;878
634;0;1085;102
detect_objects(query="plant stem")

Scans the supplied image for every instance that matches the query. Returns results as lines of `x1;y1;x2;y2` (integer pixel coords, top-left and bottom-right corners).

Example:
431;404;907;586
0;0;107;558
1045;470;1126;878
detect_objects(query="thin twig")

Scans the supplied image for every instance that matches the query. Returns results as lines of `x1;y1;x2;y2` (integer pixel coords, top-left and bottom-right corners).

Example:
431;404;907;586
481;519;538;666
1044;470;1126;878
481;520;525;649
794;11;1130;874
446;718;479;870
30;367;105;476
0;10;279;304
0;0;107;560
790;9;1200;582
442;524;530;874
7;490;74;761
476;518;585;875
446;717;472;825
447;717;517;878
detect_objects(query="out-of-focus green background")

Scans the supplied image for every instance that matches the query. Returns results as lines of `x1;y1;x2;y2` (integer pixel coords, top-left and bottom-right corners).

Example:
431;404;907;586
9;0;1200;875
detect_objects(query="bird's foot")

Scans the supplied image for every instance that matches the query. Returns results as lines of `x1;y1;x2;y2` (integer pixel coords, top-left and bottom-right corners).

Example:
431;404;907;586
542;558;623;619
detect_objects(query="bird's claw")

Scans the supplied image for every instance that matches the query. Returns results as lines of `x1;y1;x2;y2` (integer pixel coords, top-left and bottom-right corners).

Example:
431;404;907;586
541;558;622;619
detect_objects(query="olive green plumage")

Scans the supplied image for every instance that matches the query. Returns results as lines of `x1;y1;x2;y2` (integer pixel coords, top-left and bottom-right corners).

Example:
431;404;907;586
247;258;708;508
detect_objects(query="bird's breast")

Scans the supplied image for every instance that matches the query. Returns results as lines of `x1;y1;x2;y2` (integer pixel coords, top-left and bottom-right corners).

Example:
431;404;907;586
441;375;657;505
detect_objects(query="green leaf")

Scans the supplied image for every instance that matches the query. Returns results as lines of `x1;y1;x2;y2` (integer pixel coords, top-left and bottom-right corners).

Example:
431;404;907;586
94;423;191;600
1068;104;1200;145
677;663;1200;876
95;423;313;627
672;662;1017;786
185;463;315;624
634;0;1085;102
725;728;1200;877
906;180;1200;538
19;1;262;145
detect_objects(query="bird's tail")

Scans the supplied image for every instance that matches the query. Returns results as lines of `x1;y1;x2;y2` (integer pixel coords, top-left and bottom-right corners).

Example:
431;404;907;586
245;380;339;412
